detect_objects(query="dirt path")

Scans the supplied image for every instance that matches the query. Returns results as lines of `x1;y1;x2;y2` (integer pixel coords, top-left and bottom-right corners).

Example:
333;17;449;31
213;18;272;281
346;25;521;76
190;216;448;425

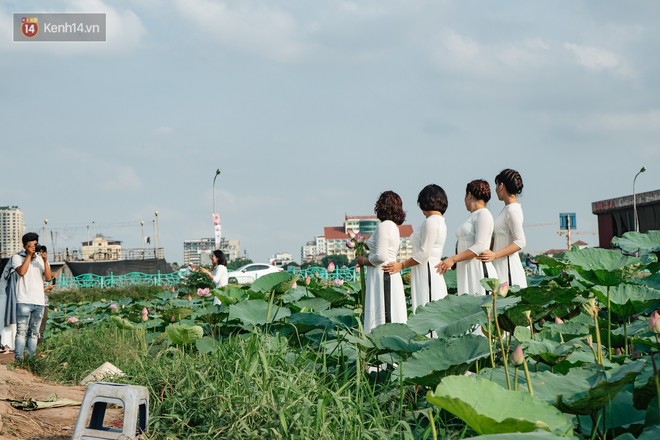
0;353;85;439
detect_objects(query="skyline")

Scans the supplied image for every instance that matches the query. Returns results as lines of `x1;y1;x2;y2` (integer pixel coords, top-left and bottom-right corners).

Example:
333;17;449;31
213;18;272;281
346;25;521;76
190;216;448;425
1;1;659;264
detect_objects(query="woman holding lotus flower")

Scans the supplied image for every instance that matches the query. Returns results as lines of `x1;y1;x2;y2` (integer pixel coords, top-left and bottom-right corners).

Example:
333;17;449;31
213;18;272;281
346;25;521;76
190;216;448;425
383;184;448;313
436;179;497;296
356;191;407;334
191;250;228;305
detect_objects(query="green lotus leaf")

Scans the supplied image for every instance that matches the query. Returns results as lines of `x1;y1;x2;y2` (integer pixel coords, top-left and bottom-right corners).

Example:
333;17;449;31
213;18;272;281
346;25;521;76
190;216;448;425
520;338;576;365
632;358;656;410
228;299;291;326
592;284;660;320
536;255;567;277
214;285;247;305
279;287;307;304
165;323;204;345
401;335;490;387
161;307;193;323
110;315;135;329
195;336;219;354
575;387;646;436
611;230;660;255
639;272;660;290
427;375;574;437
501;285;583;330
407;295;519;338
286;312;335;333
465;432;571;440
367;323;428;353
319;308;358;328
564;248;641;286
308;286;351;306
250;272;295;293
292;297;331;312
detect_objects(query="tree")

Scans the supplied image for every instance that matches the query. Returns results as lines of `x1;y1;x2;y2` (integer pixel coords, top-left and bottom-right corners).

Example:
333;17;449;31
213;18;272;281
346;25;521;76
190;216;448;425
321;254;349;268
227;257;253;271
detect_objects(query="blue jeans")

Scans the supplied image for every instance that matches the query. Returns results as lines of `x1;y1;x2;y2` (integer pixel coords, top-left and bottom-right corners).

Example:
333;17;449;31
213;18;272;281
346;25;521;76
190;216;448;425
15;303;45;359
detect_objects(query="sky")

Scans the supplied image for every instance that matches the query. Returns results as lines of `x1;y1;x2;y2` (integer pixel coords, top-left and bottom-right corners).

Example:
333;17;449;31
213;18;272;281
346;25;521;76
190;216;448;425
1;0;659;265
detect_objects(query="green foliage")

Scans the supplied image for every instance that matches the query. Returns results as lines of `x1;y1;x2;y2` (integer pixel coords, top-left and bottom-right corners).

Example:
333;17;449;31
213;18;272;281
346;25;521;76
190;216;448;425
180;269;214;291
50;285;167;304
321;254;349;268
226;257;253;270
427;375;575;437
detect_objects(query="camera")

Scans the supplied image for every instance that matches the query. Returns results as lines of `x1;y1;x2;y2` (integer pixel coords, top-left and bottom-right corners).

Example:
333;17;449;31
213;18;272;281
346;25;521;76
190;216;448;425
35;244;47;253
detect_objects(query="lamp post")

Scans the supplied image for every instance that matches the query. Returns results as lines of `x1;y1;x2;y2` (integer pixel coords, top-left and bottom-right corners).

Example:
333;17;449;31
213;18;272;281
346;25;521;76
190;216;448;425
154;211;159;258
633;166;647;232
140;220;145;258
212;169;222;250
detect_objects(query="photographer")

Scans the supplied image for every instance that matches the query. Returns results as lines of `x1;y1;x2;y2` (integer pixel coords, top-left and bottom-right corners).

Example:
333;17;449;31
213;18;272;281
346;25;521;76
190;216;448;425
11;232;51;360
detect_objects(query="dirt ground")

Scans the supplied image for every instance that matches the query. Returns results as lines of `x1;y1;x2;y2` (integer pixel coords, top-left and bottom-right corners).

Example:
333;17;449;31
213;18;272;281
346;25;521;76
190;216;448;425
0;352;86;440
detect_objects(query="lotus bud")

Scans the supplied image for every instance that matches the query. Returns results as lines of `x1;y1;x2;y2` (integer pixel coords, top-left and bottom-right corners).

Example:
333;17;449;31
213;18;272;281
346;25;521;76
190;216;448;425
141;307;148;321
523;310;531;321
585;334;593;348
512;344;525;366
483;304;492;320
197;287;211;297
355;233;363;242
555;316;564;324
187;294;192;301
292;281;298;289
314;271;319;278
346;240;355;249
67;316;79;323
109;303;118;311
327;262;336;273
348;229;357;239
583;298;599;318
333;278;344;286
498;282;509;297
649;310;660;334
305;276;311;286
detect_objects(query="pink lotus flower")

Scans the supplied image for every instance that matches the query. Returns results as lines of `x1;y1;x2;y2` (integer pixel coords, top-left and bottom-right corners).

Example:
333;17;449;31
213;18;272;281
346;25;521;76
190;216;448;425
649;310;660;334
327;262;336;273
498;282;509;298
141;307;148;321
109;303;118;310
187;295;192;301
555;316;564;324
305;276;311;286
197;287;211;297
67;316;79;323
333;278;344;286
511;344;525;366
346;240;355;249
292;281;298;289
347;229;357;239
355;233;363;242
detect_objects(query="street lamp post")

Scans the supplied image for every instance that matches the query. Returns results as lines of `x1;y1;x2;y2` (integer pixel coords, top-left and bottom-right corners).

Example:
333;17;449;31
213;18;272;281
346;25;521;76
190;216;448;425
212;169;222;250
154;211;159;258
140;220;145;259
633;166;647;232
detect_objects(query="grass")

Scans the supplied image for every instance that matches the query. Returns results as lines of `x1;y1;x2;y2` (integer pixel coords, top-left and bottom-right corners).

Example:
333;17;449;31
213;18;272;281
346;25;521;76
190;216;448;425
50;285;176;304
24;324;467;439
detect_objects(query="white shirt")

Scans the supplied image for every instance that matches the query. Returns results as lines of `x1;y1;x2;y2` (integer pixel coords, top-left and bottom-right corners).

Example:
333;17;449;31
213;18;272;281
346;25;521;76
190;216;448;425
11;253;46;306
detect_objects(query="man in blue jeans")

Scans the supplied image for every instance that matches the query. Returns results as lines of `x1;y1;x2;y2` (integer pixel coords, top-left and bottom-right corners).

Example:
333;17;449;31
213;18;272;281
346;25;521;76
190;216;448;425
12;232;51;359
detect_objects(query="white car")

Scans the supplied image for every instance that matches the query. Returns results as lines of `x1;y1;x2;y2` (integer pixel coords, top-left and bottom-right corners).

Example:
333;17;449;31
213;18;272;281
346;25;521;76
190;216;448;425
227;263;283;284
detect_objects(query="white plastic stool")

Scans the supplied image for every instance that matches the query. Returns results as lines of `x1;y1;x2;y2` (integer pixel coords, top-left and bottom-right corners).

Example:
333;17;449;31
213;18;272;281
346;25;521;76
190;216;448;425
72;382;149;440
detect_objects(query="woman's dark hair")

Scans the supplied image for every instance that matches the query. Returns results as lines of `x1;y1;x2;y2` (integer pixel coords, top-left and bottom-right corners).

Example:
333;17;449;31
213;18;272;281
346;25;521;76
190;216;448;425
495;168;524;195
466;180;491;203
374;190;406;225
417;184;448;214
212;250;227;267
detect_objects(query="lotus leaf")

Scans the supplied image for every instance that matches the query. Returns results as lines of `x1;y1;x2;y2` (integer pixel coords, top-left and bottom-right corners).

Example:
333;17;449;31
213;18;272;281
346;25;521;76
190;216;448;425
536;255;567;277
250;272;295;293
564;248;640;286
228;299;291;326
639;272;660;290
319;308;357;328
401;335;490;387
465;432;571;440
427;375;574;437
309;286;351;306
612;230;660;255
501;286;582;330
292;297;331;312
195;336;220;354
286;312;335;333
215;285;247;305
165;323;204;345
575;387;646;436
407;295;518;338
521;338;576;365
367;323;428;354
592;284;660;321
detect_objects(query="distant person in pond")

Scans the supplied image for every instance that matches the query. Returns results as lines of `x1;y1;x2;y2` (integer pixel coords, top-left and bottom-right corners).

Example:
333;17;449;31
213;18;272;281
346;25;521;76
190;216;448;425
383;184;448;313
478;169;527;289
356;191;407;334
12;232;51;359
436;180;497;296
192;250;228;305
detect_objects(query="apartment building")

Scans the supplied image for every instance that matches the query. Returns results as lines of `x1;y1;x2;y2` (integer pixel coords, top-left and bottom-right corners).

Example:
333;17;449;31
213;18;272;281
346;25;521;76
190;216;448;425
0;206;24;258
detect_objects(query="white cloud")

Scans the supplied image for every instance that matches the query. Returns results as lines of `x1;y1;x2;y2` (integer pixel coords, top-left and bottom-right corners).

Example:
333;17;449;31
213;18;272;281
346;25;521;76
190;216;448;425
154;126;174;135
174;0;308;62
563;43;634;78
101;166;143;191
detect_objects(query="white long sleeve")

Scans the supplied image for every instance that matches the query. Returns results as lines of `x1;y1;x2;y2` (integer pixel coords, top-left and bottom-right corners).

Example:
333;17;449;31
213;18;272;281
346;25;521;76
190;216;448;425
368;221;399;266
506;204;526;249
412;216;445;263
468;209;494;255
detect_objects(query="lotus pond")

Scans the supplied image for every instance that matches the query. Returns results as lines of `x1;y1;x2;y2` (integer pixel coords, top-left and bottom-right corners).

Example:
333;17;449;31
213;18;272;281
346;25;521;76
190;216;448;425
31;230;660;439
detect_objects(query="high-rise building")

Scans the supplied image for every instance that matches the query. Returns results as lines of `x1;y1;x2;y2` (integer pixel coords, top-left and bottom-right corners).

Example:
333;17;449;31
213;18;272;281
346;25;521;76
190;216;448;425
0;206;25;258
183;237;241;266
